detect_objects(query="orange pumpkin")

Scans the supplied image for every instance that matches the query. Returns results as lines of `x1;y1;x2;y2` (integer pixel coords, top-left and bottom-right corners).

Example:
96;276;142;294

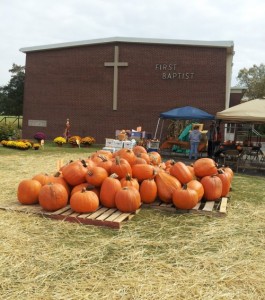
193;158;218;178
222;166;234;181
187;179;204;201
85;166;108;187
169;161;193;184
131;156;147;165
148;151;162;166
132;145;147;155
70;188;99;213
200;175;222;201
132;164;156;182
140;178;157;204
49;172;71;196
62;160;87;186
32;173;52;186
100;174;122;208
39;183;68;211
120;173;139;190
115;186;141;213
138;152;151;164
96;155;112;174
155;171;181;203
17;179;42;205
115;148;136;165
110;156;132;179
71;183;99;197
172;185;199;209
217;169;231;197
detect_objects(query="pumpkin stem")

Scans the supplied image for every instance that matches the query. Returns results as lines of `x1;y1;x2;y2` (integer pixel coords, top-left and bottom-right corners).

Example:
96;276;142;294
81;159;87;167
98;154;108;162
125;173;132;181
115;156;121;165
85;185;95;191
53;171;61;177
182;184;188;190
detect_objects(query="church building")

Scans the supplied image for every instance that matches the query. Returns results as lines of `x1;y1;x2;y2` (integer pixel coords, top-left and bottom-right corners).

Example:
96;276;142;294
20;37;234;143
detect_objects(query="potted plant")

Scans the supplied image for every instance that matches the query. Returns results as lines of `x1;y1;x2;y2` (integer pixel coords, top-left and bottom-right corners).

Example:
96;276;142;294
32;143;40;150
53;136;66;147
68;136;81;147
33;132;46;143
80;136;96;147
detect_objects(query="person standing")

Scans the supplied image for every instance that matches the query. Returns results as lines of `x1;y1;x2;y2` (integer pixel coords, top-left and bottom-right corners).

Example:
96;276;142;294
189;125;202;160
64;118;70;142
207;124;215;158
207;124;221;158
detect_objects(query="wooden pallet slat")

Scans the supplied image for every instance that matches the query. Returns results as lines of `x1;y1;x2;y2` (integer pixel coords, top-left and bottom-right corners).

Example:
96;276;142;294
0;195;229;230
142;197;229;217
0;201;139;229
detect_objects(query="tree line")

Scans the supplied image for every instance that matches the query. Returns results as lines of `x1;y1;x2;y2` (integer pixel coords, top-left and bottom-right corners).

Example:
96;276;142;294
0;63;265;117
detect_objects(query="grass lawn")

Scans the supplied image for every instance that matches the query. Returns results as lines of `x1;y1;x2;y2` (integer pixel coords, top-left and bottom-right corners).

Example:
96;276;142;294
0;143;265;300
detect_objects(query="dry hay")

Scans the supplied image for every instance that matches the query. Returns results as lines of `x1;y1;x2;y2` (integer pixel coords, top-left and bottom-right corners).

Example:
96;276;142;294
0;152;265;299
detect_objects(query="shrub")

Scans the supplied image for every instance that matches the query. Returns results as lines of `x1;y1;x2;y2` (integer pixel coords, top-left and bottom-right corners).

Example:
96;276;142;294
0;123;21;142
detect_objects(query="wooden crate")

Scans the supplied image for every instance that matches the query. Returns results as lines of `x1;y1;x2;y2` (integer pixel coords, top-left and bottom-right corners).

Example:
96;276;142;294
0;201;140;229
142;197;229;217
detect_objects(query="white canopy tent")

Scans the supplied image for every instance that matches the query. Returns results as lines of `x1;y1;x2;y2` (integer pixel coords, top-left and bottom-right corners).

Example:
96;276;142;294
216;99;265;123
216;99;265;144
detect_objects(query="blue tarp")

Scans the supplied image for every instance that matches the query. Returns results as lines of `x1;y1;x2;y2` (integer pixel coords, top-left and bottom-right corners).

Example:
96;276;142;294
160;106;215;120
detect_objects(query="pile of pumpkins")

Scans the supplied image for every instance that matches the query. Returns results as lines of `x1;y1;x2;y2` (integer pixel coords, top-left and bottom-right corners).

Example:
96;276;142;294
17;146;233;214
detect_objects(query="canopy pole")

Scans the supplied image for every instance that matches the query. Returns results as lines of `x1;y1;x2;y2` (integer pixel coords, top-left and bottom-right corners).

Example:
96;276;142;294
159;119;164;141
154;118;161;139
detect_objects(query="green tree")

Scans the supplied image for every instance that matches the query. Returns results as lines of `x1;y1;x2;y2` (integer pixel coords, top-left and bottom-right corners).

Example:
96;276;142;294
0;64;25;115
237;63;265;99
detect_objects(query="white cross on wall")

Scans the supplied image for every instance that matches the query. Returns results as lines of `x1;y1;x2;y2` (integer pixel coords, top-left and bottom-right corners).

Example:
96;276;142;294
104;46;128;110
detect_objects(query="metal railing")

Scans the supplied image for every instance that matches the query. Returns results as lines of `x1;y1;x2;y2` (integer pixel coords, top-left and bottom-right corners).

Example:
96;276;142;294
0;116;23;128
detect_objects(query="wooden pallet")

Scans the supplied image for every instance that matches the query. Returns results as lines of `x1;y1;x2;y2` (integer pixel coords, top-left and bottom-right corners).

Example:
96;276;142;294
0;201;140;229
142;197;229;217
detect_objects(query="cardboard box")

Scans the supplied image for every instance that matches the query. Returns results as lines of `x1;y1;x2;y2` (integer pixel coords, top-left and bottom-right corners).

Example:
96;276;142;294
192;124;204;131
123;140;136;149
147;140;160;150
113;140;124;148
105;138;115;147
131;131;142;140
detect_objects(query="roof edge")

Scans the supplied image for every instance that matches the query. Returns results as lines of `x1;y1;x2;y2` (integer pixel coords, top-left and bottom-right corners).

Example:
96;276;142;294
20;36;234;53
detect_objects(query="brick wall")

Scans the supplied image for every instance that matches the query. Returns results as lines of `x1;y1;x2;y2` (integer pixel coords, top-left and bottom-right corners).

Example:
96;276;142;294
22;42;228;143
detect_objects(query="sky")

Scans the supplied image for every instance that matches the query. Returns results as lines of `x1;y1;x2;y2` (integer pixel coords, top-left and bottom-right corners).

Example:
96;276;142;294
1;0;265;86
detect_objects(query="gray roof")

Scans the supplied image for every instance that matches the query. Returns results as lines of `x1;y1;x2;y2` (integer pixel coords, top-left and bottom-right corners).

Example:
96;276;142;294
20;36;234;53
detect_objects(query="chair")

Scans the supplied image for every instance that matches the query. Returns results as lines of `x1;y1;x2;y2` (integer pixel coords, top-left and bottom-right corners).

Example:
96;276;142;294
223;149;241;172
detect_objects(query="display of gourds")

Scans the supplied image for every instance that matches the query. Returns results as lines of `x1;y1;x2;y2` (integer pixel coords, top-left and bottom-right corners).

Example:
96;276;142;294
17;147;233;213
